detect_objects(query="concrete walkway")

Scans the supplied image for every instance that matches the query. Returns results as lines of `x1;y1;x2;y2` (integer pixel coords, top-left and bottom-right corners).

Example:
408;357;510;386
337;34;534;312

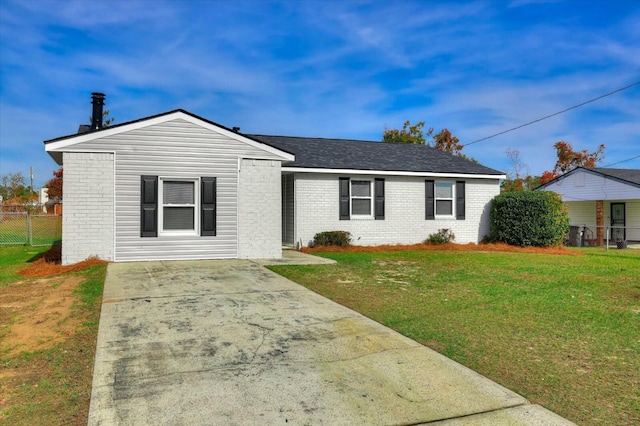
88;251;574;425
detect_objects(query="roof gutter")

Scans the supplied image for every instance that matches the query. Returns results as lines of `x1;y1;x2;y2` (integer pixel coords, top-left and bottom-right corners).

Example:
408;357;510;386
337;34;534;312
282;166;505;180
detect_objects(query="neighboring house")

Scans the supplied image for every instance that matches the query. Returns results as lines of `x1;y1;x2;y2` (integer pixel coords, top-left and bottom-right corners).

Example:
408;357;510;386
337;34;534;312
44;95;505;264
537;167;640;245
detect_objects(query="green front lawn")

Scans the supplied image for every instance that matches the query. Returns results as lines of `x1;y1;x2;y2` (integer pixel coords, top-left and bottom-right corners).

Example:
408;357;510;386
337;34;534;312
269;247;640;425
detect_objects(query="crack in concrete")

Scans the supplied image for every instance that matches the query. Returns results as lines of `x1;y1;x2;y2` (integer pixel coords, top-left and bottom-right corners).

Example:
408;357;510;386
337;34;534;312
402;402;533;425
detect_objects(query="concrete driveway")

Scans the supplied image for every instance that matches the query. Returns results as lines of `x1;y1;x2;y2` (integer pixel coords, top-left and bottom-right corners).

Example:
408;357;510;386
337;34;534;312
88;252;574;425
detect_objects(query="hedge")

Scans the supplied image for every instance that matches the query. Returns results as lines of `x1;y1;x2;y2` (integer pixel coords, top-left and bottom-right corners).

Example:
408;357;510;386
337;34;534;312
489;191;569;247
313;231;352;247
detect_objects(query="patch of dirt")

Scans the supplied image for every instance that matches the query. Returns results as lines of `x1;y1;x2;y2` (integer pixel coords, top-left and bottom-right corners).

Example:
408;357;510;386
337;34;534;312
0;275;83;357
302;242;582;256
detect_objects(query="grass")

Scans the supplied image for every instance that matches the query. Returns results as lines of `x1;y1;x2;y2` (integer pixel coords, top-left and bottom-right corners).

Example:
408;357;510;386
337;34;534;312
0;245;51;286
268;247;640;425
0;245;107;426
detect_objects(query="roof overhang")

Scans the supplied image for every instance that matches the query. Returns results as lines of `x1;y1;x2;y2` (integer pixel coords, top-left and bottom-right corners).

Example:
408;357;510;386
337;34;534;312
282;166;505;180
537;167;640;191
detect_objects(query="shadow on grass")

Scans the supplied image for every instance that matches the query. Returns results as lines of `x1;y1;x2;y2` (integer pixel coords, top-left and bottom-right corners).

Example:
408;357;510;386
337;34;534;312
27;245;62;264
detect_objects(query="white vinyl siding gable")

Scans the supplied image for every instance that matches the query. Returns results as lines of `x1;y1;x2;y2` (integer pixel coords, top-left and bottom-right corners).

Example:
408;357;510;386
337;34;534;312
543;170;640;201
56;118;288;262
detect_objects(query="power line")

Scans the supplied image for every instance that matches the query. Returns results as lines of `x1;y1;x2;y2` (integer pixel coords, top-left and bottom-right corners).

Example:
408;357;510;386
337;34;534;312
462;80;640;147
602;155;640;168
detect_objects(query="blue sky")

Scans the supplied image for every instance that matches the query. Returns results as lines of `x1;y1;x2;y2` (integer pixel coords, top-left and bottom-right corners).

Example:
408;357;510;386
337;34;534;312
1;0;639;188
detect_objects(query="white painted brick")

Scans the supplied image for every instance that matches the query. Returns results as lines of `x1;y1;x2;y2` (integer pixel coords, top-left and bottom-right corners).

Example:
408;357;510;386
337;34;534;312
237;160;282;259
61;152;114;265
292;173;500;247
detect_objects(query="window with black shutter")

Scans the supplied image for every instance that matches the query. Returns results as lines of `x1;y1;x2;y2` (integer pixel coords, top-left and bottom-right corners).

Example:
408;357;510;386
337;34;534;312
456;181;465;220
425;180;435;220
141;176;217;237
374;178;385;220
339;177;350;220
201;177;216;236
141;176;158;237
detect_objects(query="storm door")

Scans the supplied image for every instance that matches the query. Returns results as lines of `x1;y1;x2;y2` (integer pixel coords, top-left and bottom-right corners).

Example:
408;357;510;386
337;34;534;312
611;203;625;241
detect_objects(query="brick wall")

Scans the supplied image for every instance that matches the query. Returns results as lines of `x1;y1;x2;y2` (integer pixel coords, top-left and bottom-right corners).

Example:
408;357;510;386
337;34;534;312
293;173;499;247
238;159;282;258
62;152;114;264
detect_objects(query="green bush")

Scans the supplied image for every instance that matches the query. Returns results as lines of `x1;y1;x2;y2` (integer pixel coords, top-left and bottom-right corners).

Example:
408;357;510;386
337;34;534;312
313;231;352;247
425;229;455;245
488;191;569;247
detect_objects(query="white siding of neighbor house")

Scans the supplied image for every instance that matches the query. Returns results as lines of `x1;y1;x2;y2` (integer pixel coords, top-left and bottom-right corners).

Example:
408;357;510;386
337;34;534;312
565;200;640;241
543;170;640;201
238;159;282;259
292;173;499;247
565;201;596;226
625;201;640;241
62;152;114;264
58;118;287;262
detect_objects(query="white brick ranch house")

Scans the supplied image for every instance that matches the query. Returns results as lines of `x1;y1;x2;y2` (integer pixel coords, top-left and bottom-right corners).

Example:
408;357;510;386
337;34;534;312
44;96;505;264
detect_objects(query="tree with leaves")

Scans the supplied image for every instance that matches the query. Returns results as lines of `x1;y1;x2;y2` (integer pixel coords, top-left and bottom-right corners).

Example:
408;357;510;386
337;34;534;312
44;168;63;201
432;128;463;156
382;120;432;144
382;121;471;160
540;141;605;184
0;172;30;201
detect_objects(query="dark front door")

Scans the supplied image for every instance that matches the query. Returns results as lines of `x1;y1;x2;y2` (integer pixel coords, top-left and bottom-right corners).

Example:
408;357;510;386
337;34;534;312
611;203;625;241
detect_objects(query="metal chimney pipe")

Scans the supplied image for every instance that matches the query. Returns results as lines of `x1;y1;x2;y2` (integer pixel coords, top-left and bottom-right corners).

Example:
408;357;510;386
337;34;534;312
90;92;106;131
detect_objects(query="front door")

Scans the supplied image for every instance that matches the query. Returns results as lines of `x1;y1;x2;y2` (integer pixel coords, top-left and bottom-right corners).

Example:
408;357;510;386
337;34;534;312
611;203;625;241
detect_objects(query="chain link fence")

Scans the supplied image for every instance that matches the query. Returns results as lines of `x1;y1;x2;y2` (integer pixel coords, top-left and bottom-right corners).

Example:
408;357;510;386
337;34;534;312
0;206;62;246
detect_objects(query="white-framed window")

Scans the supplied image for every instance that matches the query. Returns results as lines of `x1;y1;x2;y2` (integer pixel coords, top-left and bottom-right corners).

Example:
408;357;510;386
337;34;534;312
159;178;199;234
351;180;373;217
435;181;454;217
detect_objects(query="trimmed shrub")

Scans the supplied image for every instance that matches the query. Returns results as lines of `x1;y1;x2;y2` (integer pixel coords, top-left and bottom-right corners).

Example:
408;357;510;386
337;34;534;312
425;229;455;245
313;231;352;247
488;191;569;247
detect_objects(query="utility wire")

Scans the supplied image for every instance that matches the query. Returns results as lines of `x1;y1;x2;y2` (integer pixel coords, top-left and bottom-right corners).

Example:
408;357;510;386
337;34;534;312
462;80;640;147
602;155;640;168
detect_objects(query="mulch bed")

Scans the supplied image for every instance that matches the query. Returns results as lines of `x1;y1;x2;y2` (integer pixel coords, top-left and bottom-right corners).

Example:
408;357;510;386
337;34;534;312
301;242;582;256
17;245;108;278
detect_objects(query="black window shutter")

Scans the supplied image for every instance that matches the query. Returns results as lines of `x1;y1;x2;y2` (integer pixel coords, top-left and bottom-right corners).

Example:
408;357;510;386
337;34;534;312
339;177;350;220
425;180;435;220
201;177;216;236
374;178;385;220
456;181;465;220
140;176;158;237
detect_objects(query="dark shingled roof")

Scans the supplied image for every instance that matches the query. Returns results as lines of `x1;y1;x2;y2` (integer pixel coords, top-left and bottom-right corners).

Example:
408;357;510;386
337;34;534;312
588;167;640;186
249;135;504;176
